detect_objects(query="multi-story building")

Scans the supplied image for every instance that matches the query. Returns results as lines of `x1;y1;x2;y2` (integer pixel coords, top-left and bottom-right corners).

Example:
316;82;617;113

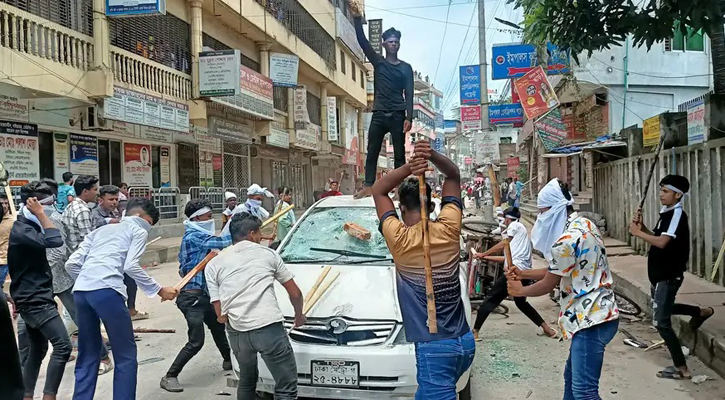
0;0;368;213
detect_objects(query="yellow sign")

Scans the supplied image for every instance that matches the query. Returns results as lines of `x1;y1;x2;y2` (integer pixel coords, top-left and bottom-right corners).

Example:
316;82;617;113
643;116;660;147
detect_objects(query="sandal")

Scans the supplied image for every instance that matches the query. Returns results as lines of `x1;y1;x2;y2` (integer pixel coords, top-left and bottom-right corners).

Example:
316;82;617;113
130;311;149;321
98;359;114;375
657;366;688;380
689;307;714;331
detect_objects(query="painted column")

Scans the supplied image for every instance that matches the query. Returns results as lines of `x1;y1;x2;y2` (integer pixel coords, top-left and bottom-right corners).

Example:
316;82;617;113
189;0;204;99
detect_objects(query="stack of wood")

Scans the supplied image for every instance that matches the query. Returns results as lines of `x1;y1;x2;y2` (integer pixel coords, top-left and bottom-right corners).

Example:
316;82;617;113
343;222;371;241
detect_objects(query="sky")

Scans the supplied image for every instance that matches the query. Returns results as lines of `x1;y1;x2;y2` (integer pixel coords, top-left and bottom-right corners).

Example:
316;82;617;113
364;0;525;119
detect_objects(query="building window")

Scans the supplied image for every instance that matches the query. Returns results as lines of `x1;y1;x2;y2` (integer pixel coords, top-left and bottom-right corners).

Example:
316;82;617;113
273;86;289;112
360;70;365;88
340;50;346;74
352;62;356;81
667;24;704;52
307;92;322;125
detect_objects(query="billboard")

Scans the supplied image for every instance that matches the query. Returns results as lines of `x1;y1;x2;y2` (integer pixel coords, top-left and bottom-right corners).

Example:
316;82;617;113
459;65;481;105
491;43;570;80
514;66;559;120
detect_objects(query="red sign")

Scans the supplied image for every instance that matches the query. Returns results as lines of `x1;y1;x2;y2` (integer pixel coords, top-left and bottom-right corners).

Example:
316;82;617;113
511;79;520;104
212;154;222;170
460;105;482;131
464;156;473;165
514;66;559;120
507;157;520;177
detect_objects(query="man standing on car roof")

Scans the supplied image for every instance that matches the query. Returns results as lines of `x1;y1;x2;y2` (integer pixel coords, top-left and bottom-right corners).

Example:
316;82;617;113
372;139;475;399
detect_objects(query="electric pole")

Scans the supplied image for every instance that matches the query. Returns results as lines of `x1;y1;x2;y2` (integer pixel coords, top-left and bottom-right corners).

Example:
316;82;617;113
478;0;489;132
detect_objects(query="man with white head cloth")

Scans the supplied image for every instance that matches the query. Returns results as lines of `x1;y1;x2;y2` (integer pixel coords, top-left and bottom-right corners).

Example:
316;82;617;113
506;178;619;400
221;184;274;236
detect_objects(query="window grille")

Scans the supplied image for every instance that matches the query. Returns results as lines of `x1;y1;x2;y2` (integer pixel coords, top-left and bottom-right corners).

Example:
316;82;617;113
109;13;191;74
274;86;289;112
306;91;321;125
1;0;93;35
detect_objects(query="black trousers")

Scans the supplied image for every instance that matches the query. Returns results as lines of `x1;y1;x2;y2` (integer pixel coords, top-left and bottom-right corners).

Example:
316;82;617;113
473;276;545;330
364;110;407;187
166;291;231;377
651;277;700;368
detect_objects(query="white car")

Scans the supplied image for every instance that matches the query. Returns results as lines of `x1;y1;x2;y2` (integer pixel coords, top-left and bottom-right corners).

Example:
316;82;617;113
229;195;473;399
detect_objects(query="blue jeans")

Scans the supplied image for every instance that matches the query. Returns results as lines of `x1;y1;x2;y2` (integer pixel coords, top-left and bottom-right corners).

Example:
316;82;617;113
73;289;137;400
564;319;619;400
0;264;8;289
414;331;476;400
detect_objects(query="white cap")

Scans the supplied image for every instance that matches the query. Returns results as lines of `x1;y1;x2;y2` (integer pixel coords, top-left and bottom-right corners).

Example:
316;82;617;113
225;191;237;201
247;183;274;198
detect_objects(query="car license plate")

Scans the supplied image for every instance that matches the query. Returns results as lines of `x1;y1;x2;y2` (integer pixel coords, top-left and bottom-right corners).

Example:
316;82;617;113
311;360;360;388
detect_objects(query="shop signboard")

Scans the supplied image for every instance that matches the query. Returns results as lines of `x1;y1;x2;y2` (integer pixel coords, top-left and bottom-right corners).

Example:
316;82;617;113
160;146;170;187
0;94;28;121
326;97;338;141
643;115;661;148
269;53;300;88
489;103;524;125
294;86;310;128
53;133;70;182
199;50;241;97
123;143;152;187
106;0;166;16
70;133;98;177
267;127;290;149
514;66;559;120
0;120;38;185
687;100;706;145
491;42;570;80
214;65;274;120
460;105;482;131
474;131;500;164
196;126;222;153
103;87;189;132
208;117;253;144
139;126;173;142
295;123;320;151
459;65;481;105
536;108;567;151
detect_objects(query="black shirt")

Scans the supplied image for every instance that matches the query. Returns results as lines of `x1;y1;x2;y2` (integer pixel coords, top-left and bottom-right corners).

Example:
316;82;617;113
354;17;414;119
647;203;689;284
8;215;64;308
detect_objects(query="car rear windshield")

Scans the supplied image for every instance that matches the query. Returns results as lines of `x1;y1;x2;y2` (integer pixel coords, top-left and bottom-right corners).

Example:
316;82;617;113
279;206;392;265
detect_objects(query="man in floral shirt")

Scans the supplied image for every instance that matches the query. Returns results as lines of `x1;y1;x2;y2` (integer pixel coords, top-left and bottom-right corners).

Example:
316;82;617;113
507;178;619;400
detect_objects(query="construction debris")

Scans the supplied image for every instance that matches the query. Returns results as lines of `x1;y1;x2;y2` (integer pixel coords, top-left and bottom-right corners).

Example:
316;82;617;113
343;222;371;241
692;375;710;384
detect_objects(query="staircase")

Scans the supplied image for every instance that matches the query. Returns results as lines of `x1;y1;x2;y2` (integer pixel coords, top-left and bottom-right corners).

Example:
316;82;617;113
519;190;594;226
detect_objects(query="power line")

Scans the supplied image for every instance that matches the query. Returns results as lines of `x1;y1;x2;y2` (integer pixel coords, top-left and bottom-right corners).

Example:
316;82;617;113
432;1;453;85
589;55;713;79
438;3;478;111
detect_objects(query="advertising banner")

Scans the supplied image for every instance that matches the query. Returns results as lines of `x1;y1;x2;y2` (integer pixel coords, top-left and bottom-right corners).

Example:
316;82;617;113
535;109;567;151
687;100;706;145
199;50;241;97
460;105;482;131
53;133;69;182
0;120;38;185
69;133;98;177
491;42;571;80
489;103;524;125
160;146;170;187
269;53;300;88
123;143;152;187
514;66;559;120
643;115;661;148
459;65;481;105
326;97;338;141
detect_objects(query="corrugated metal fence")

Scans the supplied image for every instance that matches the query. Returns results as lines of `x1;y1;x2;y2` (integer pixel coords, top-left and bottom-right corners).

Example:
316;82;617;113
594;137;725;286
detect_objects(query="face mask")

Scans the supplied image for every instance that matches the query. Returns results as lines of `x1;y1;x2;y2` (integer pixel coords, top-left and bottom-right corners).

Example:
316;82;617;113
194;220;216;235
125;215;152;234
247;199;262;208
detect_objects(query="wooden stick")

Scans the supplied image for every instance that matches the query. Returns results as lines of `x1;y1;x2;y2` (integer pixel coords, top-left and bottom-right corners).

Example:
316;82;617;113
173;250;219;291
303;266;331;312
711;235;725;282
638;133;668;212
133;327;176;333
3;185;15;215
419;175;437;334
147;237;161;247
303;270;340;316
262;204;295;229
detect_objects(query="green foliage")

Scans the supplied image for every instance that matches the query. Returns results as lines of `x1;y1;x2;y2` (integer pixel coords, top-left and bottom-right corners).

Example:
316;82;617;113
516;167;529;182
508;0;725;61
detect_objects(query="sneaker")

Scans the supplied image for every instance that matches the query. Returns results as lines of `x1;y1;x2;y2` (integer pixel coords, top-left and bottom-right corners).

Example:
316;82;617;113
160;376;184;393
222;360;232;371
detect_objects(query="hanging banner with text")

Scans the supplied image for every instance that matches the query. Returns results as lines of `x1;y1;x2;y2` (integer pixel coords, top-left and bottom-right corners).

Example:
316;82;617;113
123;143;152;187
489;103;524;125
199;50;241;97
474;131;500;164
160;146;170;187
70;133;98;177
514;66;560;120
326;97;338;141
507;157;520;177
368;19;383;57
535;108;567;151
294;86;310;129
269;53;300;88
460;105;482;131
0;120;38;185
687;100;706;145
459;65;481;105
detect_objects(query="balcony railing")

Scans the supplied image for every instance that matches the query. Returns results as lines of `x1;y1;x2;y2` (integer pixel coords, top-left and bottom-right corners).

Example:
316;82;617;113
111;47;192;100
0;4;93;70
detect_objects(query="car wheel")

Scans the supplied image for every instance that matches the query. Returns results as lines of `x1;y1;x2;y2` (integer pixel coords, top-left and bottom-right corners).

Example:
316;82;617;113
457;378;472;400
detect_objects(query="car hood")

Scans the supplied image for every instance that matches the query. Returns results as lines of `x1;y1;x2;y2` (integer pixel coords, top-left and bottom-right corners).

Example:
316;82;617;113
276;264;402;321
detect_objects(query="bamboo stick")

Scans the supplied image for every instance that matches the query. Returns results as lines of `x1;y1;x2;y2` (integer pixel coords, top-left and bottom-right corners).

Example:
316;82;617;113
419;175;438;334
173;250;219;291
262;204;295;229
303;266;331;313
303;270;340;316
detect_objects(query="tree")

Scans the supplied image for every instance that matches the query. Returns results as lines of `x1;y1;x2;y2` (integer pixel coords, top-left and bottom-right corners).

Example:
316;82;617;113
510;0;725;93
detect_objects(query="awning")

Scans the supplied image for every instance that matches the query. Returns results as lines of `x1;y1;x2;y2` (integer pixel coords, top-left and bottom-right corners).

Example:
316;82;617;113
544;138;627;157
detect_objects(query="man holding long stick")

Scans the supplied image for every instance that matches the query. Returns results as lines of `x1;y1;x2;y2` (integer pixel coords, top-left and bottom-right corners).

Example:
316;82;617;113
372;140;474;398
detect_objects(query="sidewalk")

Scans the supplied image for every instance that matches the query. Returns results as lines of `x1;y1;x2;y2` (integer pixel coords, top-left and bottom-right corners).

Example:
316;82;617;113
603;238;725;378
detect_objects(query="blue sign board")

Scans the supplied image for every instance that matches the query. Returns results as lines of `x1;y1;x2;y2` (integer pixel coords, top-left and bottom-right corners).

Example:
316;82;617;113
459;65;481;105
489;103;524;125
491;43;570;80
106;0;166;16
435;113;444;129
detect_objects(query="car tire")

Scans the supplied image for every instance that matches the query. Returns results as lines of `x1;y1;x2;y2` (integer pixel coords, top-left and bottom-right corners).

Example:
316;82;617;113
457;378;472;400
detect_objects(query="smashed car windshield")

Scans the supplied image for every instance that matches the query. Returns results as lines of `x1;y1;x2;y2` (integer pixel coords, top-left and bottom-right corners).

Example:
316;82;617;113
279;206;392;265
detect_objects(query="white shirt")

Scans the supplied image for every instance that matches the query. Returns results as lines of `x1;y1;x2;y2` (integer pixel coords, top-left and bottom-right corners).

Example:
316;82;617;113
508;182;517;199
65;217;162;300
504;220;532;270
205;240;294;332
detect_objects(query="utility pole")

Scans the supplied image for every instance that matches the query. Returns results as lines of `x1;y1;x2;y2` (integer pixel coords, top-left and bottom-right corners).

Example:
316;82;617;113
478;0;489;132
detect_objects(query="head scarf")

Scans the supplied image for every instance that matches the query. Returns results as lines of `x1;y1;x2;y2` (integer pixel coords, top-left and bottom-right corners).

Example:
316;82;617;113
247;184;274;198
531;179;574;261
